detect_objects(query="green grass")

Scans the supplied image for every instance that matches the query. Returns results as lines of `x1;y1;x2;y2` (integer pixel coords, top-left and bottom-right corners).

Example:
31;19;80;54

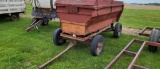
0;18;160;69
25;3;32;15
120;9;160;29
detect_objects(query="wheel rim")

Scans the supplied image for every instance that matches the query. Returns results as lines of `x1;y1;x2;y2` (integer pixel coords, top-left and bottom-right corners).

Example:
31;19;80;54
96;41;103;54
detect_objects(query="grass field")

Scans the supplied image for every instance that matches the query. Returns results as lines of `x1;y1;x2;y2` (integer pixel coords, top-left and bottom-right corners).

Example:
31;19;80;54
0;3;160;69
25;3;32;15
120;9;160;29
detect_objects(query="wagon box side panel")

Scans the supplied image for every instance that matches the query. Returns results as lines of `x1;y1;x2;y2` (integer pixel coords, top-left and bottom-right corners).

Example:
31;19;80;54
56;5;93;23
111;6;123;13
112;1;124;22
56;0;96;6
87;17;113;34
56;5;93;16
97;0;113;6
97;6;112;16
107;12;121;23
115;5;124;22
57;13;91;24
61;21;86;35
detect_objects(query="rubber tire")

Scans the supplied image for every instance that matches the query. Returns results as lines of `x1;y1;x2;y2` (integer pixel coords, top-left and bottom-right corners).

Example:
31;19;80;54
90;35;104;56
113;23;122;38
148;29;160;52
11;14;19;21
53;28;66;46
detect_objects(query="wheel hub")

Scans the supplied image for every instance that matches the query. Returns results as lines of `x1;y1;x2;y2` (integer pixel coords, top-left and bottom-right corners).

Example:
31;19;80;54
97;41;103;53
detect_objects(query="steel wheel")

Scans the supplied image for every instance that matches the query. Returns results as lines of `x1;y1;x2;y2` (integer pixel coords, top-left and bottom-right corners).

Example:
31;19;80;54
90;35;104;56
148;29;160;52
53;28;66;46
113;23;122;38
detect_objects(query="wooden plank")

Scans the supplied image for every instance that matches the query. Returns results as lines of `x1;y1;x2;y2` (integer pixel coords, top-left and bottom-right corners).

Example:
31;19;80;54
61;22;86;35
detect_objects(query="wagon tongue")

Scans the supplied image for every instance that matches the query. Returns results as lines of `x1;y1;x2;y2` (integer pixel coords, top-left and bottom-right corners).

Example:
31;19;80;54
56;0;96;6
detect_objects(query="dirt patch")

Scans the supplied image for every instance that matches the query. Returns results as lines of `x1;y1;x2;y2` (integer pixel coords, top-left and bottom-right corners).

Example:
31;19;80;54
124;4;160;10
21;15;32;18
25;0;30;2
122;27;142;35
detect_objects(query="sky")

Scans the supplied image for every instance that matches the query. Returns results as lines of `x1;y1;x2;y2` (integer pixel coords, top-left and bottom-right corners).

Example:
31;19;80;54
116;0;160;4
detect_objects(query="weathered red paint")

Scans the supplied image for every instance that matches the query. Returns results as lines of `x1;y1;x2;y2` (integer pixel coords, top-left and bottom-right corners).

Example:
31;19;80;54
56;0;124;35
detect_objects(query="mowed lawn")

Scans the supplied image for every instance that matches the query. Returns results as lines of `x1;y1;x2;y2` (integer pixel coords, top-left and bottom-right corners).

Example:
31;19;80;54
0;3;160;69
120;8;160;29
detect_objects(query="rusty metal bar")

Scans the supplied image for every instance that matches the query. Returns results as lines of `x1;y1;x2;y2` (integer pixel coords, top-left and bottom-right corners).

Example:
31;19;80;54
139;27;150;37
139;27;147;35
146;41;160;47
26;20;42;32
155;28;160;30
123;50;136;57
105;38;160;69
134;39;144;44
37;41;77;69
105;39;135;69
127;42;146;69
133;64;149;69
139;34;150;37
139;27;160;37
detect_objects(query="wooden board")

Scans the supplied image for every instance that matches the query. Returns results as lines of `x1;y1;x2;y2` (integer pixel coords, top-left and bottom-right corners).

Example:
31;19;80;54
61;21;86;35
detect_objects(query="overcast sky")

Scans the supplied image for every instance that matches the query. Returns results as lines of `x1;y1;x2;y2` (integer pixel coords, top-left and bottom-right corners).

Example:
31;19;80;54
116;0;160;4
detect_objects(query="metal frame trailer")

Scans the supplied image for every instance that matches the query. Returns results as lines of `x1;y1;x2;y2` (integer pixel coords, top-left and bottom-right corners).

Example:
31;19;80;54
105;27;160;69
0;0;25;21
